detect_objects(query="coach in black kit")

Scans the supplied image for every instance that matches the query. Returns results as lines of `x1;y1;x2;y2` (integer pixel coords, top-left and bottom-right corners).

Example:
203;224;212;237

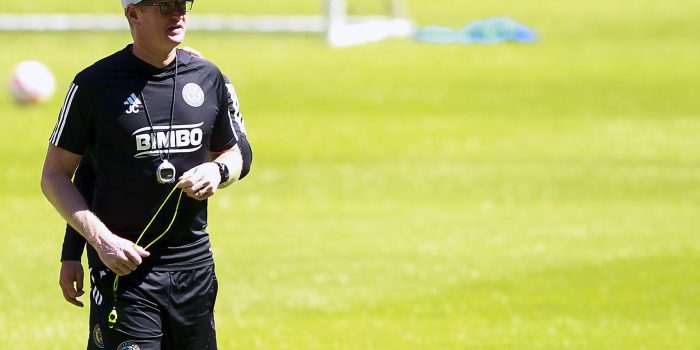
40;0;248;349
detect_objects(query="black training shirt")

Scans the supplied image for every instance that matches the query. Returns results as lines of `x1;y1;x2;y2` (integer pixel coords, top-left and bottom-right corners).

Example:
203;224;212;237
50;45;237;271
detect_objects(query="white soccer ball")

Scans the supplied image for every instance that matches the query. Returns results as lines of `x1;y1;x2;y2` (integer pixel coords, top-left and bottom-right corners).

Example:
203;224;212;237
9;60;56;104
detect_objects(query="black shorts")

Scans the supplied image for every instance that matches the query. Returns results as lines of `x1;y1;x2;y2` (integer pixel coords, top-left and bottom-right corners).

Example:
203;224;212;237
87;265;218;350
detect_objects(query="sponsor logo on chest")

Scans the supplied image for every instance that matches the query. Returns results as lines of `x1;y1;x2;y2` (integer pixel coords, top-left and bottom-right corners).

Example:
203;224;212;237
132;123;204;158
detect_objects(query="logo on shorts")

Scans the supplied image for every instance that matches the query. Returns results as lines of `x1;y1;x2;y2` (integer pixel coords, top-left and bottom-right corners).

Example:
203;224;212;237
93;324;104;349
182;83;204;107
117;341;141;350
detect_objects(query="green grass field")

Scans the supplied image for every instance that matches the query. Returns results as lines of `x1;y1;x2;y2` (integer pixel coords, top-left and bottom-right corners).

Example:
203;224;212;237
1;1;700;348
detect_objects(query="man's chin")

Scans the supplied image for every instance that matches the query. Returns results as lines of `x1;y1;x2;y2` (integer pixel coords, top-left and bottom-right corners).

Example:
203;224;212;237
166;36;185;48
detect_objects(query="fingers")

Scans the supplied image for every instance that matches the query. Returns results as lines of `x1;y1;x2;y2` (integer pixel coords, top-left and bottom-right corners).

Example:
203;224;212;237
75;267;84;292
178;168;207;190
186;186;215;201
184;187;215;201
178;168;195;184
59;261;85;307
113;245;151;276
61;287;84;307
122;251;139;271
60;279;83;306
114;239;149;273
97;235;151;276
124;247;143;266
111;262;132;277
178;164;219;201
134;244;150;257
181;46;204;58
59;279;84;307
59;278;78;296
104;252;137;276
122;244;151;269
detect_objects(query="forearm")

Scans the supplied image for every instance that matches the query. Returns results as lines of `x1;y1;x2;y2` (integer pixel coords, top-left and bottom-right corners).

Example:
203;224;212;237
41;169;111;250
60;160;93;262
211;144;243;188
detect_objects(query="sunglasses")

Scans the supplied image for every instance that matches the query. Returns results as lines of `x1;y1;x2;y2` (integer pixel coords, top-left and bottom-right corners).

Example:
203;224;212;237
138;0;194;15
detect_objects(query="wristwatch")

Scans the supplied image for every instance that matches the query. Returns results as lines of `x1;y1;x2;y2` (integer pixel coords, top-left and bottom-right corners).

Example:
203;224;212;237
214;162;230;183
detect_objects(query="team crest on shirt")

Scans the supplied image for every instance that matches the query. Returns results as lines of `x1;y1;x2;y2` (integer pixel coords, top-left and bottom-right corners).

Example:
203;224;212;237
182;83;204;107
93;324;104;349
117;341;140;350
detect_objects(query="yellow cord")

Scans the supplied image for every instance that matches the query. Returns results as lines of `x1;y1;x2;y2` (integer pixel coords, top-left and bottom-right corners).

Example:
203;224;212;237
109;184;183;328
136;184;183;248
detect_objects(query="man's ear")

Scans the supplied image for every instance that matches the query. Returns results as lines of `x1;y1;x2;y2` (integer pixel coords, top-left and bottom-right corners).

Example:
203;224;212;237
125;5;141;26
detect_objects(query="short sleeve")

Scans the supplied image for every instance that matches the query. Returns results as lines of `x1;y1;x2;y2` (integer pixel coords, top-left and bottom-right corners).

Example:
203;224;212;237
49;81;91;155
210;74;238;152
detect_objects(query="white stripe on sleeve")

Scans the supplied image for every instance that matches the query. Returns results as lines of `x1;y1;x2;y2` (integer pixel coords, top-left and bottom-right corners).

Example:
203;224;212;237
50;83;78;145
225;83;247;136
227;108;239;142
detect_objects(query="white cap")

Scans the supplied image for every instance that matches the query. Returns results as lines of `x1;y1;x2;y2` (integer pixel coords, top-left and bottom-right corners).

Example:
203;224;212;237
121;0;141;8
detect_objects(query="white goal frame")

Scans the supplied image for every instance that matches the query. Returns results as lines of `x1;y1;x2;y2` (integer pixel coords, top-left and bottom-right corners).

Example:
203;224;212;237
0;0;414;47
325;0;414;47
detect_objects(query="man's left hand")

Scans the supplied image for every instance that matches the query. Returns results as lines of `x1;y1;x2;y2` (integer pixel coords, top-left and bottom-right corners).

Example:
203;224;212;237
59;260;85;307
178;163;221;201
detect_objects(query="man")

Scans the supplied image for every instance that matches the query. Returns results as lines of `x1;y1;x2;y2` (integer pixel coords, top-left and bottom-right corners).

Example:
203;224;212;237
41;0;245;348
58;70;252;305
58;73;252;349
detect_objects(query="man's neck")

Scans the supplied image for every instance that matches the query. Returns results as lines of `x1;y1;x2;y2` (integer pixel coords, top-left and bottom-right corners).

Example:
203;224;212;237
131;43;177;68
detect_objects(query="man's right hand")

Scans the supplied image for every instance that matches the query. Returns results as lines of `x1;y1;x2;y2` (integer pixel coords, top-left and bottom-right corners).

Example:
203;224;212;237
95;233;150;276
42;145;149;275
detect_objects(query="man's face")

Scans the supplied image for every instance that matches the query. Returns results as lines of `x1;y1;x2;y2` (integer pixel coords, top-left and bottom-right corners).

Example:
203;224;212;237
133;1;188;51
